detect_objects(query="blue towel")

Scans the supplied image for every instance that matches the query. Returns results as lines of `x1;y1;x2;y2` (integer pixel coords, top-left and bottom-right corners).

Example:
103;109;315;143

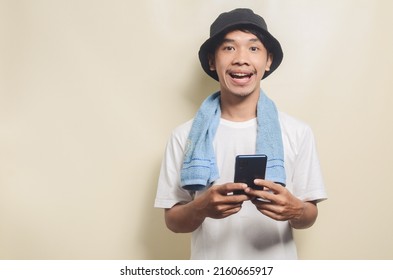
181;90;286;190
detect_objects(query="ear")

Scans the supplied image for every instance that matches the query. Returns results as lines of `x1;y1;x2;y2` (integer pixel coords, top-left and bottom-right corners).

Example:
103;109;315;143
208;54;216;71
265;53;273;71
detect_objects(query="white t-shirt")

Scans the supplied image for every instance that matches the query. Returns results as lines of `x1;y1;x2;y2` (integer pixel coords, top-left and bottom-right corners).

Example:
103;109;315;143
155;111;327;259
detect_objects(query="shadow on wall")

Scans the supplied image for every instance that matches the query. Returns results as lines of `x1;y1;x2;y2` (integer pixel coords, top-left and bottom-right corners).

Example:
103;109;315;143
185;64;221;112
137;69;218;259
138;158;191;260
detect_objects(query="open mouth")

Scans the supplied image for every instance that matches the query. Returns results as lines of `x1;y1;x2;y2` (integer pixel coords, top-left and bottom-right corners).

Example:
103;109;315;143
229;72;254;79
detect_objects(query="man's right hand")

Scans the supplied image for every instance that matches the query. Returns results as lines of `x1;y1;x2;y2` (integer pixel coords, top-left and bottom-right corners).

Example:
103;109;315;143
164;183;249;233
194;183;250;219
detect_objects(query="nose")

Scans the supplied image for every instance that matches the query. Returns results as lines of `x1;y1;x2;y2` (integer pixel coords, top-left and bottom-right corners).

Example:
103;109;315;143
233;47;250;65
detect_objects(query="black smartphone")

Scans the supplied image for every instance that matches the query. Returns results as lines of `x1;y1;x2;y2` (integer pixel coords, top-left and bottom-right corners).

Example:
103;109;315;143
234;154;267;194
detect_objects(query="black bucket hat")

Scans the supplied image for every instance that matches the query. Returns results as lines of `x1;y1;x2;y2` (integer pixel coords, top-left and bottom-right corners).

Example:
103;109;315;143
198;8;283;80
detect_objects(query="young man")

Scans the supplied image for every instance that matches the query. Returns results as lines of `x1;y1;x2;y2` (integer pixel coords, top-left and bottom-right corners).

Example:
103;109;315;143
154;8;327;259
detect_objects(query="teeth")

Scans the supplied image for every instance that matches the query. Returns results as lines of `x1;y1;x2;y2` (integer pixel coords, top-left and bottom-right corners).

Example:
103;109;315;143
231;73;252;78
233;73;247;76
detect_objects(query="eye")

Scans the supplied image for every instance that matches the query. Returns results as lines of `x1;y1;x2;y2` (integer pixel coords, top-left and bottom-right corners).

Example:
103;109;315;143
250;46;259;52
222;45;235;51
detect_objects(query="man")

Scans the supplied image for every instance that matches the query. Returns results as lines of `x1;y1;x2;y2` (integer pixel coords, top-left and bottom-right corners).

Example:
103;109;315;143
154;8;327;259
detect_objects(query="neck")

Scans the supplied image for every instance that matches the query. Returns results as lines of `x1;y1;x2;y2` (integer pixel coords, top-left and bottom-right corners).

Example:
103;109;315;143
220;90;260;122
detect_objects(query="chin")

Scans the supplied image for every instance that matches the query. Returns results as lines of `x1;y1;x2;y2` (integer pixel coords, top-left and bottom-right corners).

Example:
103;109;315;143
224;80;260;96
233;90;253;97
229;85;259;98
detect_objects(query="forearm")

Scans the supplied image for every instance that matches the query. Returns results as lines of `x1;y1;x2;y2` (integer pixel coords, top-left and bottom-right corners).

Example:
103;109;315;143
164;183;249;233
165;201;206;233
289;201;318;229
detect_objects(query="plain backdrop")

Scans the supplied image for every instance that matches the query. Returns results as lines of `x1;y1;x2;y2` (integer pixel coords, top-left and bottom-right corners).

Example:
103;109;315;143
1;0;392;259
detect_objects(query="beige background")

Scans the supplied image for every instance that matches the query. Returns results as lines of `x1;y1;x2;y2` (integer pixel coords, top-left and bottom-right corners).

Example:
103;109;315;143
1;0;392;259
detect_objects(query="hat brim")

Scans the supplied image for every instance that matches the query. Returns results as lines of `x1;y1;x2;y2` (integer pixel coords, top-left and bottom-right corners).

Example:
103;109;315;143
198;24;283;81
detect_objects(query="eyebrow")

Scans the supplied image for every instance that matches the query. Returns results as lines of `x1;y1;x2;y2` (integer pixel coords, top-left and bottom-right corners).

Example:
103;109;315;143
221;37;261;43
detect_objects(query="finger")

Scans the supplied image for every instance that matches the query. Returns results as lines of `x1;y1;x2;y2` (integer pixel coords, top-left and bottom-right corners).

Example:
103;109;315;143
254;179;284;193
245;188;273;202
215;203;243;218
251;202;286;221
218;183;248;195
258;208;286;221
251;196;273;207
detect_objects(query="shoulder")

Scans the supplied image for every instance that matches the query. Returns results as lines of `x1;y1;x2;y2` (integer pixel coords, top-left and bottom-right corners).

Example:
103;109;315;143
171;119;193;139
166;119;193;151
278;111;309;128
278;111;313;136
278;111;317;153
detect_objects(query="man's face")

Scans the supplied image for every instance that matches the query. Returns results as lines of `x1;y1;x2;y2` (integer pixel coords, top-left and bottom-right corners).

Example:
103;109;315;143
209;30;273;98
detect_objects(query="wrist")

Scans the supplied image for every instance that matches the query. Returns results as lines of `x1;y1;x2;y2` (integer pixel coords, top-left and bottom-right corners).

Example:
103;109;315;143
289;201;318;229
289;201;306;227
189;196;208;223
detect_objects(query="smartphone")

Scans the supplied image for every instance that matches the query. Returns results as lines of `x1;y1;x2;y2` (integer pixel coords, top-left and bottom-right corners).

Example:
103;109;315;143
234;154;267;194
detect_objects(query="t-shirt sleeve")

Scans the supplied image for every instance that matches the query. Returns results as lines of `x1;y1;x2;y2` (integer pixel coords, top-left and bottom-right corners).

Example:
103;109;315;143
291;125;328;203
154;122;194;209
